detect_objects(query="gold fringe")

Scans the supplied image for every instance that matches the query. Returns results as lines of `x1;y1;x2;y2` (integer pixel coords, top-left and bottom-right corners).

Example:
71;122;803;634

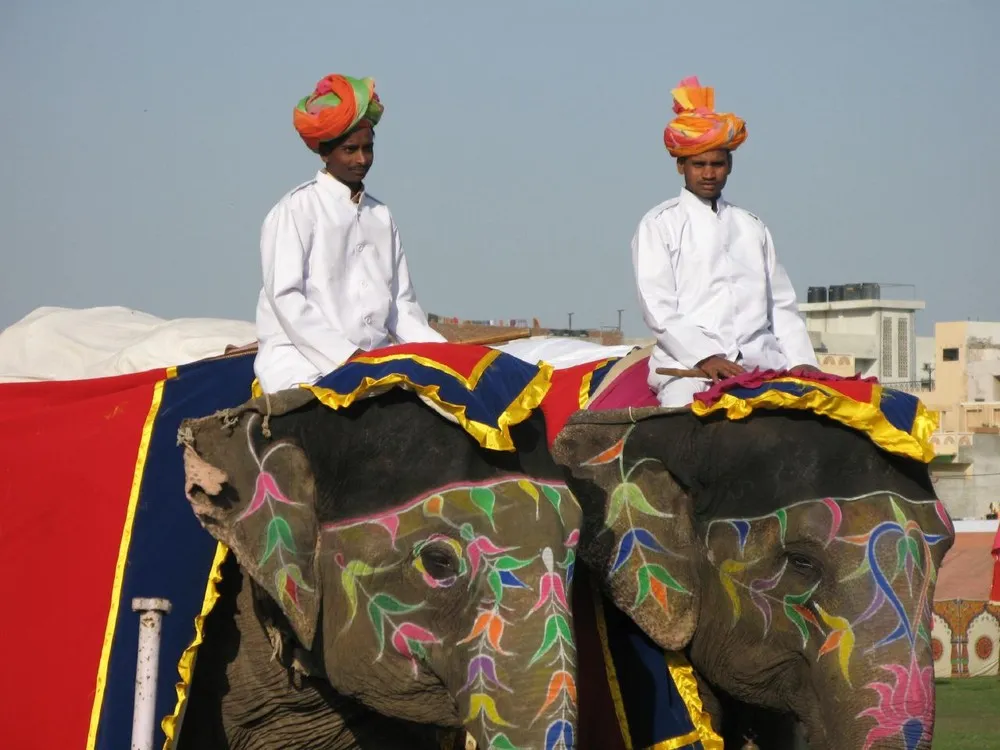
662;651;723;749
161;543;230;747
692;378;938;463
304;363;554;452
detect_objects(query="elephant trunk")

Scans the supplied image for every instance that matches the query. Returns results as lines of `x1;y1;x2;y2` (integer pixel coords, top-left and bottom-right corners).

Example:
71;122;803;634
456;621;578;749
803;648;936;750
455;550;579;749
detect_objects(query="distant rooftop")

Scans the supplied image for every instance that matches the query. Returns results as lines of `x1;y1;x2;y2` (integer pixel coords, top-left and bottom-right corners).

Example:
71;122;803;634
800;299;926;312
801;281;923;312
935;523;999;601
428;315;624;346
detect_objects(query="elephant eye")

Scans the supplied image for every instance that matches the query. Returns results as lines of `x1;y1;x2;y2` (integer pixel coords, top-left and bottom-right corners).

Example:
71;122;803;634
786;552;820;577
419;546;460;580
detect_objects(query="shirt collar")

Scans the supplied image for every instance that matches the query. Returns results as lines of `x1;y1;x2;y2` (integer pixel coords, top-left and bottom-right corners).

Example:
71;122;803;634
680;187;726;215
316;169;366;204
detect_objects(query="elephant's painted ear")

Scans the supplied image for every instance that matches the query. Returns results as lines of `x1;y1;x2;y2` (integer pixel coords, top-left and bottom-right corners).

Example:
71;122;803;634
180;407;321;650
553;415;700;650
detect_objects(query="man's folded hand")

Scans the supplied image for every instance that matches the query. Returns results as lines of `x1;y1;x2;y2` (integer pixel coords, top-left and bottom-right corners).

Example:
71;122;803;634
696;355;746;382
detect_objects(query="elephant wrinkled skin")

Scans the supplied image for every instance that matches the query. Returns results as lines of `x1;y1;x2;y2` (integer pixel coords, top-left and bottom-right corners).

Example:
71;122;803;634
555;409;954;750
178;390;581;750
176;382;952;750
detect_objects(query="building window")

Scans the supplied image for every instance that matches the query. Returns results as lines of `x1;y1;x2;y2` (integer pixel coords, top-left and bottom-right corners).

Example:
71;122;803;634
942;348;959;362
882;318;893;377
897;319;909;379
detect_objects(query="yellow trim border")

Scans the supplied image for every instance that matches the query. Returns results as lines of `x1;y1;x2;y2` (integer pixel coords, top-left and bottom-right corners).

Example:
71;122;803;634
303;363;554;452
349;349;500;389
592;575;723;750
579;357;617;409
251;349;555;452
691;377;939;463
86;366;176;749
662;652;723;750
591;575;633;750
161;543;230;748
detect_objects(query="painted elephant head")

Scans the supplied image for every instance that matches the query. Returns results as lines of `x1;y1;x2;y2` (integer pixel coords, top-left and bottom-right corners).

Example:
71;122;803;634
554;409;955;750
180;389;581;749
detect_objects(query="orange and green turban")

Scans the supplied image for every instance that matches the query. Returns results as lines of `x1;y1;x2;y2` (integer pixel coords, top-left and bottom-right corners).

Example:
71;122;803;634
662;76;747;159
293;74;385;153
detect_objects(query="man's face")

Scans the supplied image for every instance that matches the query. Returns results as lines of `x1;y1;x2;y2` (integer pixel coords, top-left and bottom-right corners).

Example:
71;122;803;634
322;127;375;186
677;149;732;200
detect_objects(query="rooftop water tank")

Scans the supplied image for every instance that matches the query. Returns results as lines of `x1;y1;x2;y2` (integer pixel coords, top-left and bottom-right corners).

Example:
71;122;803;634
861;282;881;300
807;286;828;303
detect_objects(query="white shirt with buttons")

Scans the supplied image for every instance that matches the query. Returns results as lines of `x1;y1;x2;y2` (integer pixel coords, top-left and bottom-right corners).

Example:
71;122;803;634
632;188;818;407
254;170;445;393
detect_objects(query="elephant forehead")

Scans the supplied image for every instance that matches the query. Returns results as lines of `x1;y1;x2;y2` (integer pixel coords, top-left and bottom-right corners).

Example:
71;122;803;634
321;477;581;548
706;492;950;550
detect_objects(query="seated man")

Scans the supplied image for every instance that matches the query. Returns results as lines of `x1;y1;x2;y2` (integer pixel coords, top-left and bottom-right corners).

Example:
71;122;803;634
632;76;819;407
254;73;445;393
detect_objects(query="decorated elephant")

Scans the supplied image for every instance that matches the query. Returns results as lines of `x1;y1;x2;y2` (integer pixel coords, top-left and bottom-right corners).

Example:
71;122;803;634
173;341;953;750
176;387;581;749
554;404;954;750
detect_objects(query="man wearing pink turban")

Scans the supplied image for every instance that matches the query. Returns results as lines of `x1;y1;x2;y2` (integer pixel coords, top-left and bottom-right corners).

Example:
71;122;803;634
254;74;445;393
632;76;819;407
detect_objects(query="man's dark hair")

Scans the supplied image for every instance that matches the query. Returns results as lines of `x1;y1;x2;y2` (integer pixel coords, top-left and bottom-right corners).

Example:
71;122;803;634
676;152;733;166
317;137;344;157
317;127;374;157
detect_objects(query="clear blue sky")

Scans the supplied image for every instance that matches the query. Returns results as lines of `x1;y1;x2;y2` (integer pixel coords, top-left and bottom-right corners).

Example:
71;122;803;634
1;0;994;336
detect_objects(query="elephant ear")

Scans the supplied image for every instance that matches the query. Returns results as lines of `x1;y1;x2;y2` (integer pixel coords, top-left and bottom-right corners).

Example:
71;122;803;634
179;389;321;650
553;408;701;650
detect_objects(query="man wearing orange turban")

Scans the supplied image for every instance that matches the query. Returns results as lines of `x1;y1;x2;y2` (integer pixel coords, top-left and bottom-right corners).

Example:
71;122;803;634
254;74;444;393
632;76;819;407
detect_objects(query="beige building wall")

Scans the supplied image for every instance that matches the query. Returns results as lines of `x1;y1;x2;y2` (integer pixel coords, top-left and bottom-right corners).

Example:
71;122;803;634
799;299;924;383
965;322;1000;403
931;322;970;407
922;322;1000;431
816;353;857;377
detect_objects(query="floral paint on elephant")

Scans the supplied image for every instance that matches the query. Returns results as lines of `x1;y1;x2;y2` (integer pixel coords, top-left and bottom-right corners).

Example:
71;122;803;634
322;478;581;750
704;493;951;750
236;419;316;612
582;426;690;615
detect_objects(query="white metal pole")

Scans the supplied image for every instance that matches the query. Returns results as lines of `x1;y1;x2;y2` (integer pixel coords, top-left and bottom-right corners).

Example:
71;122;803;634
130;597;172;750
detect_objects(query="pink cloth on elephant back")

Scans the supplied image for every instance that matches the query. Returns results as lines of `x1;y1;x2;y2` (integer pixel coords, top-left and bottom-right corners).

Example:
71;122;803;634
587;358;659;410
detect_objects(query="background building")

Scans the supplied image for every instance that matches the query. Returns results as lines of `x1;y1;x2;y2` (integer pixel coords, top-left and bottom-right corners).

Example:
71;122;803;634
426;313;625;346
801;283;999;520
799;282;924;386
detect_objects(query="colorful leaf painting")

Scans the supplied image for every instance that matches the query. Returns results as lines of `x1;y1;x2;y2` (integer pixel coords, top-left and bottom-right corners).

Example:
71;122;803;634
528;614;573;667
816;604;856;685
635;563;688;611
465;693;515;727
322;477;583;748
238;470;300;522
720;559;752;623
583;437;624;466
607;482;671;526
260;515;295;564
275;563;312;613
471;486;497;530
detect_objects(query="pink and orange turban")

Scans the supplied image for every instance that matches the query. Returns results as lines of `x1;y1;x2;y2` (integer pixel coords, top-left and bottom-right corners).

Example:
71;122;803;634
293;74;385;153
662;76;747;159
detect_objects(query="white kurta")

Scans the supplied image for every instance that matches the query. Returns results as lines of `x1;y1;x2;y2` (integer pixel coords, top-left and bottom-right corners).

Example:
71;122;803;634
254;170;445;393
632;189;817;407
